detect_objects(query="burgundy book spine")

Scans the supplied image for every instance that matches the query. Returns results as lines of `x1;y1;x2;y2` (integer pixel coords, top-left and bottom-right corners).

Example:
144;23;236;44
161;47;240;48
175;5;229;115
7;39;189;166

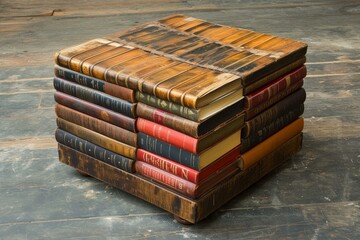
245;66;306;109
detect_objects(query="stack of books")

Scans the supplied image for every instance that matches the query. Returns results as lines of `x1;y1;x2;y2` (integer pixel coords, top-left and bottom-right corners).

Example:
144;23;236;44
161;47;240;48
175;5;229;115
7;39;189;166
54;15;307;203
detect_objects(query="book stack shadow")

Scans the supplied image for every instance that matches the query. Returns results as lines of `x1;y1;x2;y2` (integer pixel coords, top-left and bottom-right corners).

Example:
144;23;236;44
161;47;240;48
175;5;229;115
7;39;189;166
53;14;307;223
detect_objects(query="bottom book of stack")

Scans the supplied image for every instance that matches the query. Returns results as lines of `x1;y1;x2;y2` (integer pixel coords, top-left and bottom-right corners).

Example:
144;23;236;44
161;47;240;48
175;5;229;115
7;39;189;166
57;125;303;224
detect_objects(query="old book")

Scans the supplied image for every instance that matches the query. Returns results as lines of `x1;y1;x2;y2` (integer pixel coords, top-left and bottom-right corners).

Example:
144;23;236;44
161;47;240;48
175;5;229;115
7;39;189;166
55;104;137;147
54;65;135;102
240;117;304;170
55;15;307;110
137;146;240;184
244;57;306;95
137;117;242;154
245;79;304;120
58;133;302;223
136;90;243;122
242;88;306;137
241;104;304;152
138;130;241;171
54;91;136;132
56;129;134;173
135;159;239;199
136;102;244;138
56;117;136;159
53;77;137;118
245;66;306;109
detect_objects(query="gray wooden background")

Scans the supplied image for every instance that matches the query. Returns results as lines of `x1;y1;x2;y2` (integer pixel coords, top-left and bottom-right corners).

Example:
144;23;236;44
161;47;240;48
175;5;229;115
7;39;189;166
1;0;359;239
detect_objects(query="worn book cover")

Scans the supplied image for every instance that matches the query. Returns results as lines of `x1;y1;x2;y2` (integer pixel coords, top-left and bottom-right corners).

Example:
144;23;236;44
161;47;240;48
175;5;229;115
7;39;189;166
55;14;307;113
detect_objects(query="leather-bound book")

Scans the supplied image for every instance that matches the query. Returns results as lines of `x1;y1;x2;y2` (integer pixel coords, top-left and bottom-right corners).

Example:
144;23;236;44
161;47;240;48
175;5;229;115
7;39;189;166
54;65;135;102
55;14;307;118
56;129;134;173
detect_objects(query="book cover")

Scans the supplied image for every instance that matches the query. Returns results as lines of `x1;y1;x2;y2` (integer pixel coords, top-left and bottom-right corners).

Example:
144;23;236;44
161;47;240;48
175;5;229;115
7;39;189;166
55;104;137;147
137;130;241;171
55;15;307;109
243;88;306;137
245;80;304;120
56;129;134;173
244;57;306;95
239;117;304;170
136;101;244;138
137;146;240;184
241;104;304;152
135;159;239;199
56;117;136;159
54;91;137;132
54;65;135;102
136;90;243;122
245;66;306;109
53;77;137;118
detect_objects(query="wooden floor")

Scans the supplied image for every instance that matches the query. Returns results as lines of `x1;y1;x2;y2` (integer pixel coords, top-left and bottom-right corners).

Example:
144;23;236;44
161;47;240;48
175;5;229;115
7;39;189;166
1;0;359;239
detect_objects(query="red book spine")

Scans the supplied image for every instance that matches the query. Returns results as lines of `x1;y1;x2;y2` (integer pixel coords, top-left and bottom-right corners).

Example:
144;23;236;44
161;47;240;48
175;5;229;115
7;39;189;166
137;145;240;184
245;66;306;109
135;161;196;198
137;149;199;183
137;118;198;153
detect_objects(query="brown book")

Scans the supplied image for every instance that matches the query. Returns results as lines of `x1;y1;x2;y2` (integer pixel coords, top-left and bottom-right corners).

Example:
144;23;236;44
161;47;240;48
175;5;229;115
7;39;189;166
244;57;306;95
56;117;136;159
55;104;137;147
245;66;306;109
245;80;304;120
55;15;307;110
54;64;136;102
241;104;304;152
58;132;302;224
242;88;306;138
54;91;137;132
56;131;135;173
240;118;304;170
136;101;244;138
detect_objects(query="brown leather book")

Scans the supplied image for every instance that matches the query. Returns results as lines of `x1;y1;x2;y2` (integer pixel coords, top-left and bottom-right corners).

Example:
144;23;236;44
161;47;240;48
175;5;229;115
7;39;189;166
55;15;307;111
240;117;304;170
243;88;306;137
56;117;136;159
55;104;137;147
136;102;244;138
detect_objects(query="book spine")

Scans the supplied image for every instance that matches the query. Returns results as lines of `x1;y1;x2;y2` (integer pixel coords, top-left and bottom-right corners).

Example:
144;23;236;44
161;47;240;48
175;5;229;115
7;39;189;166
239;117;304;170
136;102;200;137
135;161;196;198
243;88;306;137
56;129;134;173
137;132;200;170
55;104;137;147
137;118;199;153
245;80;304;120
245;66;306;109
53;77;137;118
54;65;136;102
241;104;304;152
54;91;136;132
56;117;136;159
137;149;199;183
136;91;199;122
243;57;306;95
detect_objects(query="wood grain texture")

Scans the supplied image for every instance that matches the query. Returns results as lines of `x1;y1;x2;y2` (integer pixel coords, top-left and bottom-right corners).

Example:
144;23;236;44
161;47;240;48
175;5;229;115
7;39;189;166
1;0;360;238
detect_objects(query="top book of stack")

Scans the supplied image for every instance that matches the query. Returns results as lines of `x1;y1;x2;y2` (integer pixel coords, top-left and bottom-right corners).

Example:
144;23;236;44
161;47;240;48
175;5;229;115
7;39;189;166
55;14;307;114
